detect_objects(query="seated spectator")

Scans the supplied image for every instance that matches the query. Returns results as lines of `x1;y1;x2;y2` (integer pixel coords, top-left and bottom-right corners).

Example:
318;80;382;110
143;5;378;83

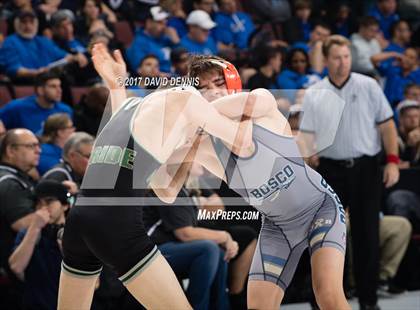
350;16;382;76
385;100;420;234
378;215;412;296
292;21;331;74
0;71;73;134
180;10;218;55
212;0;255;50
144;188;232;310
375;19;412;71
404;83;420;102
275;48;321;102
0;129;38;308
326;1;357;38
8;180;70;310
3;0;49;36
283;0;313;44
73;86;110;135
396;100;420;168
247;45;282;90
126;6;179;74
127;54;162;98
160;0;188;38
42;132;94;193
170;47;189;77
185;164;258;309
51;9;87;54
368;0;399;40
37;113;75;176
74;0;115;45
0;11;84;82
383;47;420;105
386;20;412;54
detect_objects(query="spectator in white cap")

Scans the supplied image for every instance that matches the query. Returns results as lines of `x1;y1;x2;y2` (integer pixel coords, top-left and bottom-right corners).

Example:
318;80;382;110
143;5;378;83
126;6;180;73
180;10;218;55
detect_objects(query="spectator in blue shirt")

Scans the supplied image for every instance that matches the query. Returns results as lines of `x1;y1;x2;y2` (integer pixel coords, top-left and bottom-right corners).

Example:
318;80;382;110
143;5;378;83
368;0;399;40
212;0;255;50
51;10;88;55
386;20;412;54
126;6;180;73
8;180;70;310
275;48;321;102
0;71;73;134
0;11;85;82
375;20;412;75
383;48;420;106
181;10;218;55
38;114;75;176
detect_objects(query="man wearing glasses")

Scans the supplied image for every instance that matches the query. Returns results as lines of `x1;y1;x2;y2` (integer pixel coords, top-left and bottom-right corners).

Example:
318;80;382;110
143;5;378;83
0;128;40;308
42;132;94;195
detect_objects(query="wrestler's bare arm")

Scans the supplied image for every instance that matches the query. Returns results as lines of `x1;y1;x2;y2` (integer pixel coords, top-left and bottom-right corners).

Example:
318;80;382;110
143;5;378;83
211;89;277;119
132;88;253;164
91;43;127;114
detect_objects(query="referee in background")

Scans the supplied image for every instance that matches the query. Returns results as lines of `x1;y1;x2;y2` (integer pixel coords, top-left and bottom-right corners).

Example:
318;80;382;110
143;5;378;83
299;35;400;310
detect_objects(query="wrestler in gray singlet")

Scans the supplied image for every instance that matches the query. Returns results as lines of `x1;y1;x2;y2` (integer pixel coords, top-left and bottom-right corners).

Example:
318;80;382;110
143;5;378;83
212;124;347;290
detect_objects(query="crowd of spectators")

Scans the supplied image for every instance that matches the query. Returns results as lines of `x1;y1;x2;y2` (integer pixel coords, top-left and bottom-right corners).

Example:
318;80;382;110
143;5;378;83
0;0;419;309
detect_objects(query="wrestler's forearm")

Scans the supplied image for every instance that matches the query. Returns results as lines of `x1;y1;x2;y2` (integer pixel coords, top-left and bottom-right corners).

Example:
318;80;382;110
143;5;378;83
186;99;253;150
109;86;127;114
212;89;276;119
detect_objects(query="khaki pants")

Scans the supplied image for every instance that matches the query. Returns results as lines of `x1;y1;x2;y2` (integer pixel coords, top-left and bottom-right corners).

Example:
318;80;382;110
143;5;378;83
346;215;412;284
379;216;412;280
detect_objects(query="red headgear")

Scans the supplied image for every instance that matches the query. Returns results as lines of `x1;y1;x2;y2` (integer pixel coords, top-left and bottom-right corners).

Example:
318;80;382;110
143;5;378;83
209;59;242;94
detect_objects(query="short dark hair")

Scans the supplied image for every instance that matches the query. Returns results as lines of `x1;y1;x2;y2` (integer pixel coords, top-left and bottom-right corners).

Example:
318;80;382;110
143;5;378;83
257;46;282;67
313;21;332;32
359;16;379;29
404;83;420;96
35;70;61;88
171;47;188;64
139;54;159;68
188;54;225;79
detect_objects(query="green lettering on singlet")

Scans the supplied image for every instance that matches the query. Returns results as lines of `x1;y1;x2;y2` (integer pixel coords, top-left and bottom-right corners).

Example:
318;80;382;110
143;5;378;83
104;146;123;164
90;146;102;164
121;148;137;169
97;145;110;163
89;145;137;169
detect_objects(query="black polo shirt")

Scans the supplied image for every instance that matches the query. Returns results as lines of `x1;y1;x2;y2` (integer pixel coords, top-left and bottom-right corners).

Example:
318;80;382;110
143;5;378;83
0;163;35;271
143;188;198;245
41;161;81;185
